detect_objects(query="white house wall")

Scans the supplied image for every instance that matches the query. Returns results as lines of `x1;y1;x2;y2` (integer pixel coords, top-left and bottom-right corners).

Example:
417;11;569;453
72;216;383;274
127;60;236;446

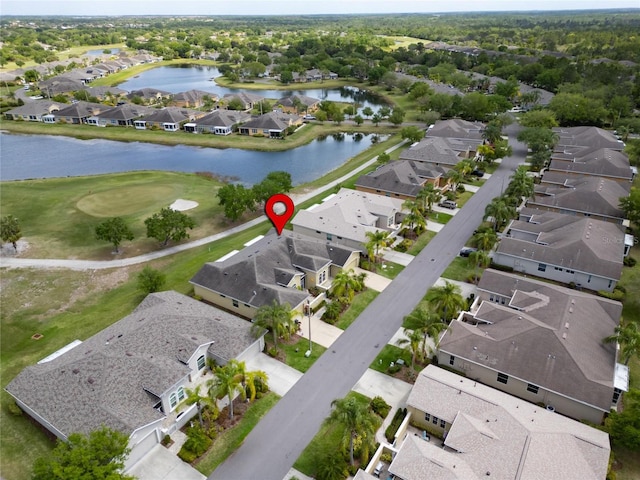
125;419;163;470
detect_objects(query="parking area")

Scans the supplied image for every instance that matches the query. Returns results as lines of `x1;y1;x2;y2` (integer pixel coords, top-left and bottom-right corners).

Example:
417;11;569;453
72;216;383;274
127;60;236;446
126;445;205;480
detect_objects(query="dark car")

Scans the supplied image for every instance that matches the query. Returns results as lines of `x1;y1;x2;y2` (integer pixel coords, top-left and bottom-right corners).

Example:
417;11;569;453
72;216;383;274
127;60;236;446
471;169;485;177
459;247;477;257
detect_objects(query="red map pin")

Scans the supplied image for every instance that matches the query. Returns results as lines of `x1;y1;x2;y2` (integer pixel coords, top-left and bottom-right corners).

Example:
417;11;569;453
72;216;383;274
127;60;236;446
265;193;295;235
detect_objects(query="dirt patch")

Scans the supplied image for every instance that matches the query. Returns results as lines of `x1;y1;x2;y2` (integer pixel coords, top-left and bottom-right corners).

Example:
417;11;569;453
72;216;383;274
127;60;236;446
0;239;30;257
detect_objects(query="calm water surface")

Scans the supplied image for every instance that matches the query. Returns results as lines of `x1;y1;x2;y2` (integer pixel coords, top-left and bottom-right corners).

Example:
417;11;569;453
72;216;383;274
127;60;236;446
0;132;383;185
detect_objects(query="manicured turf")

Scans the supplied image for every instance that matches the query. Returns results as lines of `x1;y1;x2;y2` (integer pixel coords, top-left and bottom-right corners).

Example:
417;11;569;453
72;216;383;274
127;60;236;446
336;290;380;330
370;344;412;374
375;261;405;280
407;230;437;256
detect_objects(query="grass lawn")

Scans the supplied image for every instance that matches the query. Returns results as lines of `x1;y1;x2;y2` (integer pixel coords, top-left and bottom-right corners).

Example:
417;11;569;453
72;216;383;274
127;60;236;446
428;211;453;224
441;256;476;283
407;230;437;256
375;261;405;280
370;344;412;374
277;337;327;373
456;190;474;207
194;392;280;475
0;171;226;259
293;391;374;477
336;290;380;330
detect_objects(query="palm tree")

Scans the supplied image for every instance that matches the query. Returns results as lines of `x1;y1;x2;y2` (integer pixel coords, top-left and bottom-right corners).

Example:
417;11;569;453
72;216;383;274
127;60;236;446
396;328;424;372
484;197;516;232
506;167;534;200
472;227;498;252
331;269;361;303
208;359;246;420
454;159;474;178
402;199;427;235
325;396;377;466
426;282;466;322
252;300;295;350
482;122;503;145
404;307;447;359
416;183;440;213
185;385;217;427
364;230;390;263
468;250;491;283
445;169;464;191
604;321;640;365
242;368;269;401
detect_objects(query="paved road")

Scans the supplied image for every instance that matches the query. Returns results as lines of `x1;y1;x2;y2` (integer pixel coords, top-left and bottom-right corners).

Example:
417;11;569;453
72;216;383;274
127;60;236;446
209;129;527;480
0;140;407;270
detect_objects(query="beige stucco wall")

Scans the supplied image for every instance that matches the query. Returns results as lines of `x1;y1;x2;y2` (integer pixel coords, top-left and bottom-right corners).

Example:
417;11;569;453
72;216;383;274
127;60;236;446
193;285;257;320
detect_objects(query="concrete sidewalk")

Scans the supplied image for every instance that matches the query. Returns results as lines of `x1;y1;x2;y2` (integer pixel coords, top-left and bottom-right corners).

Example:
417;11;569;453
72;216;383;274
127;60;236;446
382;250;414;266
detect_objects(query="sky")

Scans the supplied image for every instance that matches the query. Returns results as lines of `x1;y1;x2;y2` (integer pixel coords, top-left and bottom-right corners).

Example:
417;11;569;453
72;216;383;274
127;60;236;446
1;0;639;16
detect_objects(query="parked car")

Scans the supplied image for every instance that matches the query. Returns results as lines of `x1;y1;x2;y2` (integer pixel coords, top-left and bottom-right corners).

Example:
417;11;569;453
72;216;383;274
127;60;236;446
471;169;485;177
459;247;478;257
438;199;457;209
303;115;316;121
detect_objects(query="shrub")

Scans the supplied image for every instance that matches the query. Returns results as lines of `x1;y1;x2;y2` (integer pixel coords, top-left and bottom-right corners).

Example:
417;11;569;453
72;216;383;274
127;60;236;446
267;346;278;357
380;452;393;463
598;289;625;301
161;434;171;446
385;408;407;443
181;424;212;459
489;262;514;273
370;396;391;419
137;266;166;294
624;256;636;267
394;239;413;252
7;400;22;416
466;273;481;284
321;300;342;323
387;364;401;374
178;448;197;463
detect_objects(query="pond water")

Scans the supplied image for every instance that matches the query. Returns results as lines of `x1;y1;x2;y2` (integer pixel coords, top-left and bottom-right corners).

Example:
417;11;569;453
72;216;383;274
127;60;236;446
86;48;121;56
118;65;388;113
0;132;384;185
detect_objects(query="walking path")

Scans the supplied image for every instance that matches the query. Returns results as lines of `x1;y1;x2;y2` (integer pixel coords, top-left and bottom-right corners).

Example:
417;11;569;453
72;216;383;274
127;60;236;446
0;139;408;270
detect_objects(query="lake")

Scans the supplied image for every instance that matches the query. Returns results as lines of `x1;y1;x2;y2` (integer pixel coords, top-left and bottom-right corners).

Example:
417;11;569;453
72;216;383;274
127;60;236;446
118;65;388;113
0;132;384;185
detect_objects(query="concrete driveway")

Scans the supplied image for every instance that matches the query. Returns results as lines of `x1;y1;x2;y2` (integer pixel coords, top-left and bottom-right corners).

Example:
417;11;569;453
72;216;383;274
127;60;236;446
382;250;414;266
244;353;303;397
127;445;205;480
353;369;412;411
355;267;392;292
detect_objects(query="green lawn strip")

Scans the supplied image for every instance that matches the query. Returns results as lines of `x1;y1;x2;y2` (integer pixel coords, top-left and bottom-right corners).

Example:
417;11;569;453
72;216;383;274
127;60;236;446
427;211;453;224
213;76;355;91
278;337;327;373
373;261;405;280
336;290;380;330
194;392;280;475
0;171;226;259
440;256;476;282
456;190;474;207
407;230;437;256
370;344;412;375
293;391;373;477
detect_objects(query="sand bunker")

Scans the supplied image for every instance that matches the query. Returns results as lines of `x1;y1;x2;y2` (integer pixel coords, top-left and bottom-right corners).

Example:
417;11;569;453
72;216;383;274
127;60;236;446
169;199;199;211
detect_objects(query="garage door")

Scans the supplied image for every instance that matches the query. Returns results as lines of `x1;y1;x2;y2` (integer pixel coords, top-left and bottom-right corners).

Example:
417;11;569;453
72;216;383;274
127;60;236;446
126;430;159;469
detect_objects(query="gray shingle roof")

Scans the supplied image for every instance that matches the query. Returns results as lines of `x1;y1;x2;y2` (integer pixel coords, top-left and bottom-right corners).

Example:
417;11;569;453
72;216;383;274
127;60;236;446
241;111;300;131
190;231;358;310
274;94;320;109
399;137;465;166
355;160;446;198
426;118;485;141
141;107;198;124
5;100;62;117
553;126;625;151
497;212;625;280
196;109;251;127
400;365;610;480
529;176;630;220
54;101;105;118
5;291;258;438
548;148;632;181
439;270;622;412
96;104;154;121
127;87;172;99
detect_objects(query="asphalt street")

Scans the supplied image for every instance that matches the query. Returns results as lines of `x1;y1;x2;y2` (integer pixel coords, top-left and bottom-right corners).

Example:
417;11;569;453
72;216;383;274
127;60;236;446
209;126;527;480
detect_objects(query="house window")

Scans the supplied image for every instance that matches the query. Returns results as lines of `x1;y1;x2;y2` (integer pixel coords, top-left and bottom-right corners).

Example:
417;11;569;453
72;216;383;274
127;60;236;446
527;383;539;394
326;233;333;241
424;413;431;422
319;270;326;284
232;299;239;308
169;393;178;410
608;279;613;289
197;355;206;370
612;388;622;405
449;355;455;366
177;387;185;402
538;263;547;272
432;416;439;425
440;419;446;428
497;373;509;384
251;129;257;134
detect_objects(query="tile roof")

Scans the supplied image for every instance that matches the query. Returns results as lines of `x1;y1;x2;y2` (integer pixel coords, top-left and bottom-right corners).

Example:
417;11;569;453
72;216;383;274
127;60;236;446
355;160;446;197
400;365;610;480
529;176;630;220
5;291;259;438
190;231;358;310
291;188;404;244
497;212;625;280
439;270;622;412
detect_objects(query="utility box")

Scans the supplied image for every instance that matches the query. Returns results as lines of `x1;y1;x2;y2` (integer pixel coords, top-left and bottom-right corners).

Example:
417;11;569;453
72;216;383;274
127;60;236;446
305;350;311;357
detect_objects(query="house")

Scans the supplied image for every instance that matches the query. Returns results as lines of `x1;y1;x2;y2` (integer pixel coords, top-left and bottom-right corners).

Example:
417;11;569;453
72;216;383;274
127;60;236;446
398;136;468;168
355;160;449;200
126;87;172;105
190;230;360;319
134;107;203;131
273;94;320;114
4;100;62;121
425;118;485;157
38;76;85;96
237;111;302;138
493;209;628;292
87;104;154;127
221;92;265;111
528;175;631;224
396;365;610;480
171;89;218;108
83;85;127;101
5;291;265;470
184;109;251;135
553;126;625;152
48;101;105;124
548;148;634;183
438;269;626;424
292;188;404;251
